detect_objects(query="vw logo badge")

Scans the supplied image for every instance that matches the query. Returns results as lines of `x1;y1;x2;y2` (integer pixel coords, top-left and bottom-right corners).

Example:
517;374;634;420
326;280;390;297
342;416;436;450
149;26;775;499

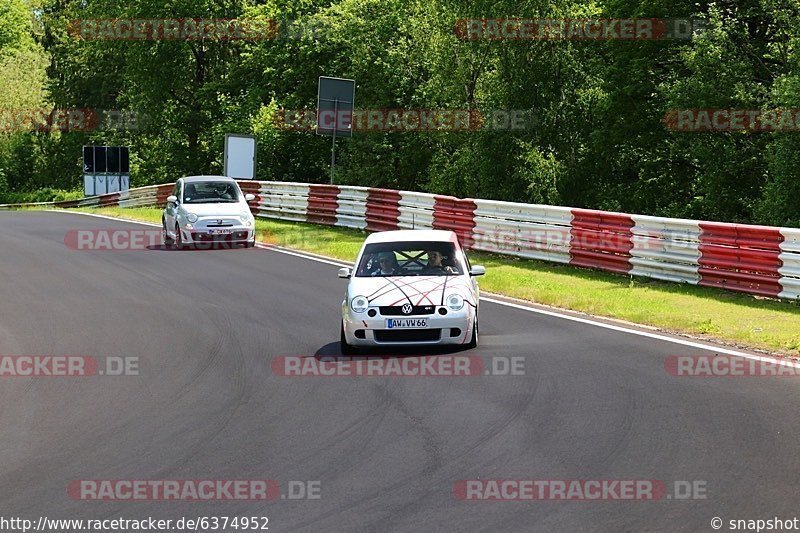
402;304;413;315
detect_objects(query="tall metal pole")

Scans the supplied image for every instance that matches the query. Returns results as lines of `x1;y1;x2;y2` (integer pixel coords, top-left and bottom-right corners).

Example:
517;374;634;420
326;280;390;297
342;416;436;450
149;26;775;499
330;98;338;185
92;147;97;196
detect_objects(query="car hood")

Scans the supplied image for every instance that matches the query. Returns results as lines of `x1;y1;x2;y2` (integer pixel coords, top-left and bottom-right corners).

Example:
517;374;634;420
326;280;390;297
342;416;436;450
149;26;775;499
349;275;476;307
181;202;250;217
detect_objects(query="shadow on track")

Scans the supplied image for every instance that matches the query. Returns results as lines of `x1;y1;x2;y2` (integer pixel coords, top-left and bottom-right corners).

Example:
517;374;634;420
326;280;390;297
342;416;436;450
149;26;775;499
313;342;474;359
145;244;257;252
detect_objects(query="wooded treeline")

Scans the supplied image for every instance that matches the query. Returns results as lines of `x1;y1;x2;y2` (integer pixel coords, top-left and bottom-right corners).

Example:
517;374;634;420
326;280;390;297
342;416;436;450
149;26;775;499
1;0;799;226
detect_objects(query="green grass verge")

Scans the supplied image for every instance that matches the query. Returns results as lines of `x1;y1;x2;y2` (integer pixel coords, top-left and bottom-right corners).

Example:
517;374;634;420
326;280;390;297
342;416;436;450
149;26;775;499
65;206;800;355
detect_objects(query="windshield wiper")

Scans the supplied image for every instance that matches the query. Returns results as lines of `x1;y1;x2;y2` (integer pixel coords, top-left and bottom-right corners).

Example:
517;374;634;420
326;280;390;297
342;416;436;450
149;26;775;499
184;199;237;204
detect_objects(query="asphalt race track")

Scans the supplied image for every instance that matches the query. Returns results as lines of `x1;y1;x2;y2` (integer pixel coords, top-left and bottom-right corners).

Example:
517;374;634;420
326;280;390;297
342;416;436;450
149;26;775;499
1;210;799;532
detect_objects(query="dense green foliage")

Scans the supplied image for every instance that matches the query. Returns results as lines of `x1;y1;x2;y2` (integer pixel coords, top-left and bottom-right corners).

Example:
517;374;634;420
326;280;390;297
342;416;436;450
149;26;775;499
1;0;799;226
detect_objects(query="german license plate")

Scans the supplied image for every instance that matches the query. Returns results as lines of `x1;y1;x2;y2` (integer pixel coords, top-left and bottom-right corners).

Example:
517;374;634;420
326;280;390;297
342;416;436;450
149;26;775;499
386;319;428;329
209;229;233;235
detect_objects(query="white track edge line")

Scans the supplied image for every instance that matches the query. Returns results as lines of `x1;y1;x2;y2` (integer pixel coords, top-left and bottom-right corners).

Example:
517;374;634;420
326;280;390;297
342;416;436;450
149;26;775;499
41;209;798;366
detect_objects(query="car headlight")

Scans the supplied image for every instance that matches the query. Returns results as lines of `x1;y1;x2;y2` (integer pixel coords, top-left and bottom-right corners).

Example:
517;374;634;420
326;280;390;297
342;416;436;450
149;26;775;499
350;295;369;314
239;215;253;227
446;294;465;311
186;213;198;223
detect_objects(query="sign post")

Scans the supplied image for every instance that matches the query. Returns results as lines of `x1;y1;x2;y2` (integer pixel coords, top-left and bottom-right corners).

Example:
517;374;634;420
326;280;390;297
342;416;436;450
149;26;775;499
317;76;355;184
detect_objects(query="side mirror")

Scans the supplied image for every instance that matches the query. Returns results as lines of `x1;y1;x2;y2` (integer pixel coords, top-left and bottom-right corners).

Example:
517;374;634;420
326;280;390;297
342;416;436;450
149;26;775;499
244;193;256;202
338;267;352;279
166;195;178;205
470;265;486;277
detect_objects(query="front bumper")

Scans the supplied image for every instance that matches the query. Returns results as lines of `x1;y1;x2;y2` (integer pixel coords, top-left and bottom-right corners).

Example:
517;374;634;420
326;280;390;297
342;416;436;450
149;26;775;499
179;226;254;246
342;304;476;346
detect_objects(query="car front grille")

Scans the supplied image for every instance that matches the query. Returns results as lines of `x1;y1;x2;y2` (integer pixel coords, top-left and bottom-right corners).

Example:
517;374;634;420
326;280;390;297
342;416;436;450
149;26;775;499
379;305;436;316
373;329;442;343
191;231;249;242
198;218;239;228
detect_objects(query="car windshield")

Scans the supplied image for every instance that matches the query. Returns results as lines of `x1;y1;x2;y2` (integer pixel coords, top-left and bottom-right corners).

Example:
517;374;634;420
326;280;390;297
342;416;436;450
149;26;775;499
355;241;463;277
182;181;240;203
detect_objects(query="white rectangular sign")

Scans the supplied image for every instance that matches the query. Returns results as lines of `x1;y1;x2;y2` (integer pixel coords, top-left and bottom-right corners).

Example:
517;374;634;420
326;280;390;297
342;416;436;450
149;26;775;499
224;134;257;179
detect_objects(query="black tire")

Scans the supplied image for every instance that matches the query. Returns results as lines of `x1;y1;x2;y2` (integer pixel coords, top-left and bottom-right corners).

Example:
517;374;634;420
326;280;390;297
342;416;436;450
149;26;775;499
340;323;358;355
244;240;255;248
466;316;479;349
174;224;185;249
162;220;174;246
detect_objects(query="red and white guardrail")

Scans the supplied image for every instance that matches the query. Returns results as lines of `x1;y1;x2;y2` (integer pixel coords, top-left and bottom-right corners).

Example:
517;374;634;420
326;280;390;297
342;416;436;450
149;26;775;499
3;180;798;300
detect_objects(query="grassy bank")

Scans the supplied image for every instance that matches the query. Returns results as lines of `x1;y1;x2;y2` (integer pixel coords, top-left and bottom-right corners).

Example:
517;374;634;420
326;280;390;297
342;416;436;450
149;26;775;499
65;206;800;355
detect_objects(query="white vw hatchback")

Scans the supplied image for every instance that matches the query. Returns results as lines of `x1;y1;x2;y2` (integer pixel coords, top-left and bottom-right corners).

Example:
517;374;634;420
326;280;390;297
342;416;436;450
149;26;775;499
162;176;256;248
339;230;485;353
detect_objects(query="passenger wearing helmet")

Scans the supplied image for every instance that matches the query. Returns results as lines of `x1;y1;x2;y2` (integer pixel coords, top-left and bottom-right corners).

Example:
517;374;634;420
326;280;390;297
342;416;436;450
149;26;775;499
371;252;401;276
184;183;197;202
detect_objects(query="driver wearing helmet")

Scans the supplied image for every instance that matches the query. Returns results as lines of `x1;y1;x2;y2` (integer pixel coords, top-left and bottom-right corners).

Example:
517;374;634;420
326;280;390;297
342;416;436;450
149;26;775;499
423;250;456;275
214;183;234;200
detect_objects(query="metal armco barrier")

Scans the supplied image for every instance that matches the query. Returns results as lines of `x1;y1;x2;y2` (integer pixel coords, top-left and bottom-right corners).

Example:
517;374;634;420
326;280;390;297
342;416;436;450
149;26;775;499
570;209;634;275
629;216;702;285
433;196;477;249
2;180;799;300
698;223;784;298
366;189;402;231
307;184;339;226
